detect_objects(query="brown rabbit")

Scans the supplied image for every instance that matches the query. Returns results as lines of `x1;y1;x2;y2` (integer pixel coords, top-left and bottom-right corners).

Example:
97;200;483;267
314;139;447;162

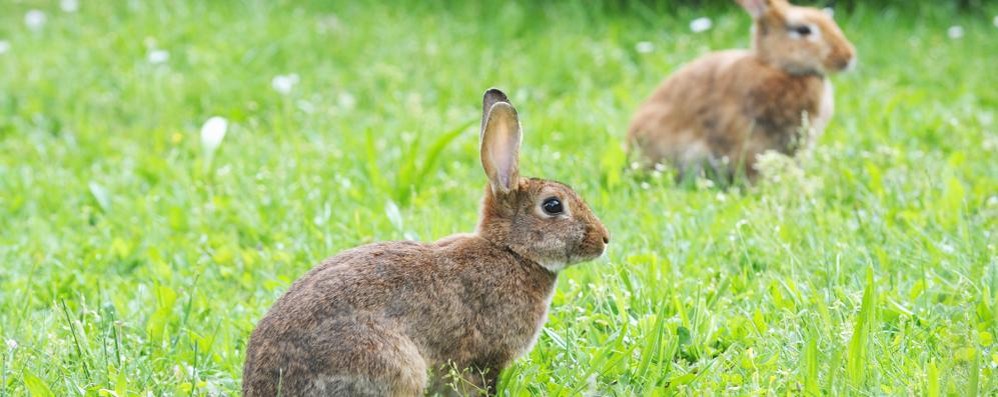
627;0;855;182
242;88;610;396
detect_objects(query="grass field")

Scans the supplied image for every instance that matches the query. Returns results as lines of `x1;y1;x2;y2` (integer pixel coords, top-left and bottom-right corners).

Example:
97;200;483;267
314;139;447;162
1;0;997;395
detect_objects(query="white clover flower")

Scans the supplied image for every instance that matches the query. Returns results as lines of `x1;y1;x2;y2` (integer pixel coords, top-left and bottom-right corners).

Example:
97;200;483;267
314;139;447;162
61;0;80;13
939;242;956;254
25;10;47;31
271;73;300;95
635;41;654;54
200;116;228;154
947;26;964;39
690;17;712;33
5;339;17;350
147;49;169;64
0;41;9;55
338;92;356;109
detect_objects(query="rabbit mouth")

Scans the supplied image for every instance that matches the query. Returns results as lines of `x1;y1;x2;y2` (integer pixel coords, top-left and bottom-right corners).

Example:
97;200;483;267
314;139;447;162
570;242;607;264
536;243;604;272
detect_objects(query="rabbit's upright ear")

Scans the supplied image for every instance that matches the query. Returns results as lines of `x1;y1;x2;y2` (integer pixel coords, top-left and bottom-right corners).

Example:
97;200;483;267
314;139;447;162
480;89;521;194
482;88;511;133
736;0;783;18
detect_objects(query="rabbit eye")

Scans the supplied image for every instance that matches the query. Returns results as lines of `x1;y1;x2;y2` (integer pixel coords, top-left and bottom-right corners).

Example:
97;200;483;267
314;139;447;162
790;25;812;36
541;197;563;215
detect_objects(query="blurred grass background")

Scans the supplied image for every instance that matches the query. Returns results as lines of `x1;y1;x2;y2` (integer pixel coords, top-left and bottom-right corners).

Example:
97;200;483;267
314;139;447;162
1;0;996;395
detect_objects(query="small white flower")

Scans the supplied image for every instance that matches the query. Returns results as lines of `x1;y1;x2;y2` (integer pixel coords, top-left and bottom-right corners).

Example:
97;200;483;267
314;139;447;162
25;10;47;31
5;339;16;350
296;99;315;114
982;134;998;152
271;73;300;95
947;26;964;39
635;41;654;54
695;177;715;190
640;182;651;190
61;0;80;13
200;116;228;153
993;16;998;28
338;92;356;109
0;41;9;55
939;242;955;254
689;17;712;33
147;49;169;64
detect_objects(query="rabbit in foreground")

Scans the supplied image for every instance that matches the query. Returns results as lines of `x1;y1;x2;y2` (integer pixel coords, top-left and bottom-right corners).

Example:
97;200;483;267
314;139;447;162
628;0;855;182
242;88;610;396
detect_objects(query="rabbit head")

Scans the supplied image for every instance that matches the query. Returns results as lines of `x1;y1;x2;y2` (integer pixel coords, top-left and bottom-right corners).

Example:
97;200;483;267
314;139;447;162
738;0;856;75
475;89;609;272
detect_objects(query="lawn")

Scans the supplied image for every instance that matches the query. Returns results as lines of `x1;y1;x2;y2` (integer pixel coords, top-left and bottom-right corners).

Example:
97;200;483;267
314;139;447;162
1;0;997;395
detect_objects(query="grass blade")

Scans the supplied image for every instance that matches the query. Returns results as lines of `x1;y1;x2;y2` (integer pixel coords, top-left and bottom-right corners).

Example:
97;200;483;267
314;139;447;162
847;267;876;389
414;119;474;187
804;325;820;396
22;370;54;397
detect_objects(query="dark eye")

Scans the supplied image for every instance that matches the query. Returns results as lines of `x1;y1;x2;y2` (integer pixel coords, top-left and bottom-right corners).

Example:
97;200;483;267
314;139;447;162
541;197;563;215
791;25;812;36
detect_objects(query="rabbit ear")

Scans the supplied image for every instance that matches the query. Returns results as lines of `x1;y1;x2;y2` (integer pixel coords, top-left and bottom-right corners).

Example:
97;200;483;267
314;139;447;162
480;94;521;194
482;88;511;133
736;0;783;18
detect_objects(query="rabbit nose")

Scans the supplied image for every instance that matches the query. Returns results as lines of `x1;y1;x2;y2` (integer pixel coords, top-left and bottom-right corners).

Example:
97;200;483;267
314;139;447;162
837;57;852;71
844;56;857;71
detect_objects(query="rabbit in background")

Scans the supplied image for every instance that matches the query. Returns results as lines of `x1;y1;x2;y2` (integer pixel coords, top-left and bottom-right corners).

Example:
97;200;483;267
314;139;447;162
242;88;610;396
628;0;856;183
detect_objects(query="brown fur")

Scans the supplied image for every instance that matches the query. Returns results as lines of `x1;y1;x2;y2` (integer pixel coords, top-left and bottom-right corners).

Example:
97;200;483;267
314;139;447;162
627;0;855;182
242;89;609;396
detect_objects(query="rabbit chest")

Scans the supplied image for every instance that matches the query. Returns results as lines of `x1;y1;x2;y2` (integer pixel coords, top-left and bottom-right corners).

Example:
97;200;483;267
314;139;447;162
741;71;831;153
418;253;557;369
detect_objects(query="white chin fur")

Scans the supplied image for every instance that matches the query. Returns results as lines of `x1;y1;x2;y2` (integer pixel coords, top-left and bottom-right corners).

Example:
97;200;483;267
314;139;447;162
539;260;568;273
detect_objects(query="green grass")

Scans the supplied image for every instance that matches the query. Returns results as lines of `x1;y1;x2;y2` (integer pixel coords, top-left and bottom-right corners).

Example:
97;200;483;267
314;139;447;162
1;0;997;395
